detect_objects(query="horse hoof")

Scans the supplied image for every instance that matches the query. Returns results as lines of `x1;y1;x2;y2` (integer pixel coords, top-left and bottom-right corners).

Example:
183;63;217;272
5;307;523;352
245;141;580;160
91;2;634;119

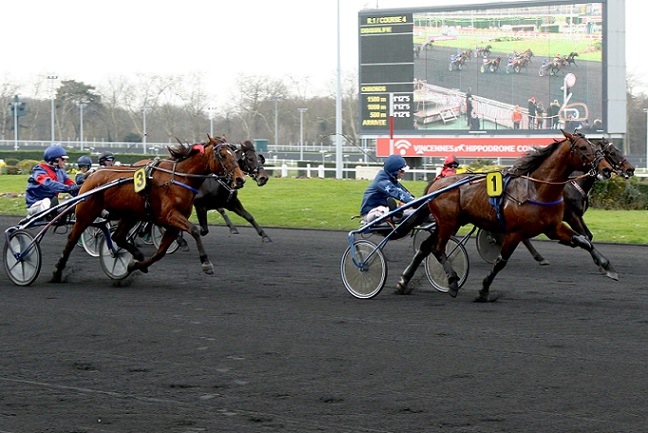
474;293;500;303
395;279;412;295
230;229;240;235
605;269;619;281
447;286;459;298
50;272;62;283
200;229;209;236
180;244;190;252
262;236;272;243
539;259;550;266
202;263;214;275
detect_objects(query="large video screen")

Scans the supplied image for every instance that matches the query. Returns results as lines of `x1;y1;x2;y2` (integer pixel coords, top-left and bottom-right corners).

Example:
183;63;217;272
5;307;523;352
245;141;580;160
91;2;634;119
359;1;605;137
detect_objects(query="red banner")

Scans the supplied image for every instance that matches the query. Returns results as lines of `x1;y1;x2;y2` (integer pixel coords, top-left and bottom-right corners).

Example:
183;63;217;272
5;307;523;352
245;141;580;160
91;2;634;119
376;137;561;158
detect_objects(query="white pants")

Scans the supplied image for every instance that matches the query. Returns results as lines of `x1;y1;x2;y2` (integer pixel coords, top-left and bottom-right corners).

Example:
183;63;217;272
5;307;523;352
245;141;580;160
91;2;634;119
362;205;415;225
27;198;51;216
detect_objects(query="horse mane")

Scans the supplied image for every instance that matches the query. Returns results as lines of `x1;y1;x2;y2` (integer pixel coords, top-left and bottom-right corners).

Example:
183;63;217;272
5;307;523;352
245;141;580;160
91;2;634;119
241;140;255;151
166;139;204;161
509;139;562;175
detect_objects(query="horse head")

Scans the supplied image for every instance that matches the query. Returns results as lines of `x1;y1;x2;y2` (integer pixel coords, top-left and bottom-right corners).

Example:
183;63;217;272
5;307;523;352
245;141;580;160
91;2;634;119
597;139;635;179
207;135;246;189
563;130;613;179
236;140;269;187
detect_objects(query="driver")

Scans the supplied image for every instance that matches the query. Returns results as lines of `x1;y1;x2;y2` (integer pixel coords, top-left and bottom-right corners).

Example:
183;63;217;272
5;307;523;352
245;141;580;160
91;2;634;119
360;155;415;224
26;145;80;216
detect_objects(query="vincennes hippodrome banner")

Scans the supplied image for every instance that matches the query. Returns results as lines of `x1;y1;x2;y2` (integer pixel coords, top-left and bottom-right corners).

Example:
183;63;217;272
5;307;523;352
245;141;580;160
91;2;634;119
376;137;560;158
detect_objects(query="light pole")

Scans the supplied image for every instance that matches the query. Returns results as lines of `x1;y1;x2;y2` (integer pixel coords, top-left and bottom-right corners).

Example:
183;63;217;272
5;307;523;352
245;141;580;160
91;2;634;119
142;106;148;154
208;106;215;137
47;74;58;145
270;96;282;146
298;108;308;161
76;101;88;150
12;96;19;151
644;108;648;170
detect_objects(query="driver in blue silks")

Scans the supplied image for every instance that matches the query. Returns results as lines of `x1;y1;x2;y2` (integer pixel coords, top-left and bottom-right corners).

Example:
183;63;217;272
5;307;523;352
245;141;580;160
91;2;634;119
360;154;415;224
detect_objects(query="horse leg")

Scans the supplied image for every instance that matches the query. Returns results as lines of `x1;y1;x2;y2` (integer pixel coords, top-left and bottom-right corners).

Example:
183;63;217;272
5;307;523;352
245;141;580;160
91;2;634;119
194;201;210;236
111;221;145;262
563;235;618;280
52;213;95;283
522;239;550;266
229;199;271;242
218;208;239;234
396;233;441;295
477;240;519;302
564;213;593;241
150;211;214;275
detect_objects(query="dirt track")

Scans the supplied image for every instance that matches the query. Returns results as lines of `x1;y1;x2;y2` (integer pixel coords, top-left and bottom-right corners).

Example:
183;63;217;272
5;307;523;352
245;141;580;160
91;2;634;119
1;215;647;433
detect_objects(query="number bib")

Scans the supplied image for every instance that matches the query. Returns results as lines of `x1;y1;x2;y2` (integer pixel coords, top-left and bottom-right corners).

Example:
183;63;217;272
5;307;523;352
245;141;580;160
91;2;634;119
134;167;147;193
486;171;503;197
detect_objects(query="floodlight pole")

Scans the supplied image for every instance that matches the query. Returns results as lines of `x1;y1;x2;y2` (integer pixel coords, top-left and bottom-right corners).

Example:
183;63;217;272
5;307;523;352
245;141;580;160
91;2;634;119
299;108;308;161
47;74;58;145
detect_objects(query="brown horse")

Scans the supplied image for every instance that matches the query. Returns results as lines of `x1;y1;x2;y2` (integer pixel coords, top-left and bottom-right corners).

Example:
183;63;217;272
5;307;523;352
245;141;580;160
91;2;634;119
51;135;246;282
521;138;635;264
396;131;615;302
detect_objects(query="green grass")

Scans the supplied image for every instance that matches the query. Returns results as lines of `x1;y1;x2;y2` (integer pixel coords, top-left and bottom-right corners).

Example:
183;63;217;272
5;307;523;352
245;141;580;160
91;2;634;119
2;175;647;244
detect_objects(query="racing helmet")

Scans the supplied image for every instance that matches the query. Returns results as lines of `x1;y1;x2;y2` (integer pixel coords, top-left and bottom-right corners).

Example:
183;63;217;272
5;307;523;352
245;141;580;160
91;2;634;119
77;155;93;169
384;155;407;177
443;155;459;168
44;145;68;164
98;151;115;166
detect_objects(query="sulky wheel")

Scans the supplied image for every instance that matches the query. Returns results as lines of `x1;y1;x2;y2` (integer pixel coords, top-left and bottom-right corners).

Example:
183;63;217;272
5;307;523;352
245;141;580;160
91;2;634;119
424;236;469;293
98;233;133;280
151;225;180;255
80;220;106;257
476;228;503;264
3;230;42;286
341;240;387;299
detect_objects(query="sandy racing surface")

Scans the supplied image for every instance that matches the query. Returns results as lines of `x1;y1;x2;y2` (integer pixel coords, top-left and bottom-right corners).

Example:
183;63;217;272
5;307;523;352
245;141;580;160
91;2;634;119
1;214;647;432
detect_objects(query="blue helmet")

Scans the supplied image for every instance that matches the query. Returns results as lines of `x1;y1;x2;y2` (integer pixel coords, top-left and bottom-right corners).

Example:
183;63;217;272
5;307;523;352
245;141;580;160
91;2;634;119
77;155;93;168
384;155;407;177
44;145;68;163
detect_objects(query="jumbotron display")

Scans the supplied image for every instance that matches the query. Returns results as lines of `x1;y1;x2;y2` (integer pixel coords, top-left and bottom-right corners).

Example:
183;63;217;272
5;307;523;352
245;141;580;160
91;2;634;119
359;1;609;145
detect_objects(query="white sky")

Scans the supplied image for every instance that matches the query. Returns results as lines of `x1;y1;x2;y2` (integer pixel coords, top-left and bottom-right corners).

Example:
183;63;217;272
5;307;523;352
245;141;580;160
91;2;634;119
2;0;645;101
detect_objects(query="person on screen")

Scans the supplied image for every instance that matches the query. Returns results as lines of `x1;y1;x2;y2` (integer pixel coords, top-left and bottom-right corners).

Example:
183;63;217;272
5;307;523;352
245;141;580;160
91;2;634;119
527;97;537;129
512;105;523;129
550;99;561;129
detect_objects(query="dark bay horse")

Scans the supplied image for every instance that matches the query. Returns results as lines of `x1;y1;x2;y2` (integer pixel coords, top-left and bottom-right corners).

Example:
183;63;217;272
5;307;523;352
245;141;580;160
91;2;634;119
52;135;246;282
194;140;271;242
521;138;635;264
397;131;615;302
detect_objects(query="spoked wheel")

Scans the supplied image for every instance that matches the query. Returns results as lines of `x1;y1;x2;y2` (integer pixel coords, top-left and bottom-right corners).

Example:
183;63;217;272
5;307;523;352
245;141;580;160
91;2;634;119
411;224;436;254
424;236;469;293
476;228;503;264
151;225;180;254
341;240;387;299
98;233;133;280
3;230;42;286
80;220;106;257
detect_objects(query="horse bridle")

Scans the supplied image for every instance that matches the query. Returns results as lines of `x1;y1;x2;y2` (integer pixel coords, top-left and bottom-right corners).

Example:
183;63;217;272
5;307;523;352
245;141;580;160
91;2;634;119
236;148;264;181
570;134;606;177
599;140;630;176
